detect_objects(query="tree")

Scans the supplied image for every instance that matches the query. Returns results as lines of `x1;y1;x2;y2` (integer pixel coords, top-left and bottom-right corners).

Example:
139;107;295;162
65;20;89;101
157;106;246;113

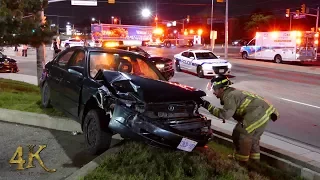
245;13;273;34
0;0;55;85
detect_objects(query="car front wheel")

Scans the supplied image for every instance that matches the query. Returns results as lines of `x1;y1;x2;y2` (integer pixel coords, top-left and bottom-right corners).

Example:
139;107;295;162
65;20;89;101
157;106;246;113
197;66;204;78
175;61;181;72
83;109;113;155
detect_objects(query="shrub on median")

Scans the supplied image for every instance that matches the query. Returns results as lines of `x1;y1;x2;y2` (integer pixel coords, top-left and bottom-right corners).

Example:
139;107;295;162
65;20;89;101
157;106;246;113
84;141;301;180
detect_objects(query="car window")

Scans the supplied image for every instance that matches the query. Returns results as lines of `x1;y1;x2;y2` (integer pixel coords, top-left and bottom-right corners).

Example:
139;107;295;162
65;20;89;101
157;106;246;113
181;52;189;57
188;52;195;58
89;52;118;78
56;50;75;68
68;50;85;67
195;52;218;60
248;39;255;45
88;51;160;80
120;54;159;80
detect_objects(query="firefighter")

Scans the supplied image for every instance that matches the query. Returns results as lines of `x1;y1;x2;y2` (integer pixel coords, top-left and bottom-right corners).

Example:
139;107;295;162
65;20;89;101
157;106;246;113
201;74;279;163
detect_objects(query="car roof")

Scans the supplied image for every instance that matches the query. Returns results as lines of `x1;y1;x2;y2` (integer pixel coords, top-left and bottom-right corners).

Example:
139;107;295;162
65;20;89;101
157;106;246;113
182;49;212;53
67;46;143;56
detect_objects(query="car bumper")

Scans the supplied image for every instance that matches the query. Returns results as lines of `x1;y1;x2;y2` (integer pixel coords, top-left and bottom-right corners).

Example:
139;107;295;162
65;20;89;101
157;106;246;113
109;104;212;149
203;68;231;76
0;65;19;72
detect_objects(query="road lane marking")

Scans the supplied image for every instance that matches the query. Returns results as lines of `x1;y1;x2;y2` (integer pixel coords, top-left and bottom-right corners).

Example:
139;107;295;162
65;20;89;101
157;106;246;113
279;98;320;109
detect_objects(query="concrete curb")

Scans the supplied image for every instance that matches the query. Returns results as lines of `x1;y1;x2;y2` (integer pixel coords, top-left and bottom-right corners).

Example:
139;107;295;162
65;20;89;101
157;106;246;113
213;128;320;180
0;108;82;132
64;146;122;180
1;107;320;179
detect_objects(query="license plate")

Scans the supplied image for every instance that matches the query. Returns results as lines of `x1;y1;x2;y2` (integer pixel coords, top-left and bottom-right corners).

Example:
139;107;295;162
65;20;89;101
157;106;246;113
177;138;198;152
219;69;225;73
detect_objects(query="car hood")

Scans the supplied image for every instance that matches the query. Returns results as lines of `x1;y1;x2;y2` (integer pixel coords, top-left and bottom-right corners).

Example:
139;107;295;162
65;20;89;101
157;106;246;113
101;71;206;103
148;56;172;64
197;59;229;66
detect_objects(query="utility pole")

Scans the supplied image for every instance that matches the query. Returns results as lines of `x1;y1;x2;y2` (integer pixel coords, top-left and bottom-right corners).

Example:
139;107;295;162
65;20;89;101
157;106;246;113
316;7;319;31
210;0;213;51
224;0;229;59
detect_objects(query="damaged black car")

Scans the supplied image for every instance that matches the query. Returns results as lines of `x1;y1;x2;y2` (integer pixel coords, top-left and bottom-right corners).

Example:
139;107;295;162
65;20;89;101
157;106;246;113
40;46;212;155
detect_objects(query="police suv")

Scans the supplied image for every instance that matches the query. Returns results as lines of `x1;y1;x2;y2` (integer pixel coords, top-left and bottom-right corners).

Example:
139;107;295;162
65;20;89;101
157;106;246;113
173;49;232;78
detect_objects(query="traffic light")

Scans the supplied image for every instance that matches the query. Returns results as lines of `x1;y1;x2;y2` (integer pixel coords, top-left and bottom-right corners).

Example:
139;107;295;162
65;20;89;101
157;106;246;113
286;9;290;17
187;15;190;22
108;0;115;3
32;29;35;33
301;4;306;14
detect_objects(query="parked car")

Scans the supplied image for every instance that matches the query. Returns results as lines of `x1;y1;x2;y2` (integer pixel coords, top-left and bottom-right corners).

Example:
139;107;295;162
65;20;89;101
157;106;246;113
109;45;175;81
61;38;84;48
232;39;250;46
40;46;213;155
0;52;19;73
174;49;232;78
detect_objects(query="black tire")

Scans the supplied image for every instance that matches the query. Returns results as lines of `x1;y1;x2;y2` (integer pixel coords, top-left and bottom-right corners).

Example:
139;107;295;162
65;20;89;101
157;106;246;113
65;43;70;48
83;109;113;155
175;61;181;72
274;55;282;64
41;81;51;108
165;42;171;48
197;66;204;78
189;41;194;47
242;52;248;59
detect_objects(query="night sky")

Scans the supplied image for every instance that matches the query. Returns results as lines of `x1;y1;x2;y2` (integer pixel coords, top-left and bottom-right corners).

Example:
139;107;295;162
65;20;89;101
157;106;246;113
45;0;320;27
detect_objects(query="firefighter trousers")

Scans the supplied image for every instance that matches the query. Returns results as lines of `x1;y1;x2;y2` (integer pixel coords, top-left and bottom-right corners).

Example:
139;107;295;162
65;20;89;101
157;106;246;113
231;120;269;162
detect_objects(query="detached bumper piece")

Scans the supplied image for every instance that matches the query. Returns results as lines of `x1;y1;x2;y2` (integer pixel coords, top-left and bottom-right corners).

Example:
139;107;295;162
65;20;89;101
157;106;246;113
108;104;212;150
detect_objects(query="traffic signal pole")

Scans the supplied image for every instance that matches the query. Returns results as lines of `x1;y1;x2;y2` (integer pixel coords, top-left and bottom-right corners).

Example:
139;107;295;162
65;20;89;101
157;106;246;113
225;0;228;59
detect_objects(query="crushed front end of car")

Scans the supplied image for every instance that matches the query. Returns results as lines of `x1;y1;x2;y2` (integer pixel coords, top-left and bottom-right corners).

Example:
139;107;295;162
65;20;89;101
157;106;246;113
93;70;213;152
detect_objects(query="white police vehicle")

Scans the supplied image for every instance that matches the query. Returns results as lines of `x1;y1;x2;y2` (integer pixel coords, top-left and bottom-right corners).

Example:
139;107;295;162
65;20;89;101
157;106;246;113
173;49;232;78
61;38;84;48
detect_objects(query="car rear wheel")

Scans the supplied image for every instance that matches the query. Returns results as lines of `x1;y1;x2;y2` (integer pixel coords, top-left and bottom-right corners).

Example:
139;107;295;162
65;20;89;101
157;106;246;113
41;81;51;108
197;66;204;78
83;109;113;155
175;61;181;72
274;55;282;63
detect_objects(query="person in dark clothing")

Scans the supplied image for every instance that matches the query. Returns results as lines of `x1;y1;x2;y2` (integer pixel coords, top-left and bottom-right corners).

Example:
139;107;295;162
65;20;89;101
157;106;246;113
53;39;61;56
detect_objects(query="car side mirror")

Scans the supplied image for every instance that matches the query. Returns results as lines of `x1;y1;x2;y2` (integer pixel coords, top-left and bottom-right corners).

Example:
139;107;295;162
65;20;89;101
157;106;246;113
217;56;220;58
118;60;132;73
68;66;84;78
190;56;195;60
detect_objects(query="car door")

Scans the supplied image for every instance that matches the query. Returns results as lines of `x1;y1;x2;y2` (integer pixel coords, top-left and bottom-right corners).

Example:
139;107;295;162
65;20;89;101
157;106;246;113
47;49;76;107
184;52;196;70
179;52;189;69
59;49;86;118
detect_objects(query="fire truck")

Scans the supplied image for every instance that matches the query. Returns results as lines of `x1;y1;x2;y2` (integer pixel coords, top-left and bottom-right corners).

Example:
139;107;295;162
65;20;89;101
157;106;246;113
146;28;203;48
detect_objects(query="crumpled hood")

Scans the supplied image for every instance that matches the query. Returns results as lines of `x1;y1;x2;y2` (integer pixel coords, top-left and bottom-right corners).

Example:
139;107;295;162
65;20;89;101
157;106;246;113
197;59;229;66
102;71;206;103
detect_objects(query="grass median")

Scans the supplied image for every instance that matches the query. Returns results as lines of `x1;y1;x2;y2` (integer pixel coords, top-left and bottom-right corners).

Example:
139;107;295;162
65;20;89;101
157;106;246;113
84;140;302;180
0;78;64;117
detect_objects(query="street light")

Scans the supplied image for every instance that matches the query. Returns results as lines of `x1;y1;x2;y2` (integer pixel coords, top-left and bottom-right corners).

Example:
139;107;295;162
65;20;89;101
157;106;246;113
141;8;151;18
92;17;95;21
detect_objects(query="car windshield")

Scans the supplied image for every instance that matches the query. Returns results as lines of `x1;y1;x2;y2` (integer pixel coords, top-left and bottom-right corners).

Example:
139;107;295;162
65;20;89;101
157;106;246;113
195;52;218;59
89;51;163;80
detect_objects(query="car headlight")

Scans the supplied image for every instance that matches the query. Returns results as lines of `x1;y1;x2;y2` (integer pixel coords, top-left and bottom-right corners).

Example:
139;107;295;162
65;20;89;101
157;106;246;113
156;63;165;70
227;63;232;69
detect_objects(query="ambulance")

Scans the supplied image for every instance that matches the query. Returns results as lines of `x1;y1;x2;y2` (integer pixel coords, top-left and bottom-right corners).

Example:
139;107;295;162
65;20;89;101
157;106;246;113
240;31;319;63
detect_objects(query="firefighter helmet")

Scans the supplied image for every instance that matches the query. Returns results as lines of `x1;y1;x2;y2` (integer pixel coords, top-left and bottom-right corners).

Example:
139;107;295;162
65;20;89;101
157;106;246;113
206;74;232;91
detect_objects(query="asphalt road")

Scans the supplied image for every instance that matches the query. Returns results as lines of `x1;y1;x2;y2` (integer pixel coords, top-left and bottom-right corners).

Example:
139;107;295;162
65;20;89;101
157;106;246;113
143;46;320;149
3;46;320;149
0;121;96;180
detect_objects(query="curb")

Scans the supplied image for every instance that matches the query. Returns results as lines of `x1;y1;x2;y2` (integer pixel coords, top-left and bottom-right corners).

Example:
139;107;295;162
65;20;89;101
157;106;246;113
212;127;320;180
0;108;82;132
1;108;320;179
64;146;122;180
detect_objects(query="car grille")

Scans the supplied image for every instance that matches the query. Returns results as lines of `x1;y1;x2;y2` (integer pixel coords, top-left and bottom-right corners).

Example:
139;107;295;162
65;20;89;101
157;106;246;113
143;101;197;119
212;66;228;74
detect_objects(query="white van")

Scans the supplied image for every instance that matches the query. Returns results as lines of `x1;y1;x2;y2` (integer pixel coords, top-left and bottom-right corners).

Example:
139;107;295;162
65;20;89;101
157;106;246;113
240;31;319;63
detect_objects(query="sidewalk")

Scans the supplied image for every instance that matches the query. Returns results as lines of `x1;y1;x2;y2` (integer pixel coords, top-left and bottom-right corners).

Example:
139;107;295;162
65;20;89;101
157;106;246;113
199;109;320;178
2;46;54;63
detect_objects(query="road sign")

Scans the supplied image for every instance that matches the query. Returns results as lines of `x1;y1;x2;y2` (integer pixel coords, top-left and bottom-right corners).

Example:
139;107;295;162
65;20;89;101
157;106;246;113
293;14;306;19
71;0;97;6
207;18;224;24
